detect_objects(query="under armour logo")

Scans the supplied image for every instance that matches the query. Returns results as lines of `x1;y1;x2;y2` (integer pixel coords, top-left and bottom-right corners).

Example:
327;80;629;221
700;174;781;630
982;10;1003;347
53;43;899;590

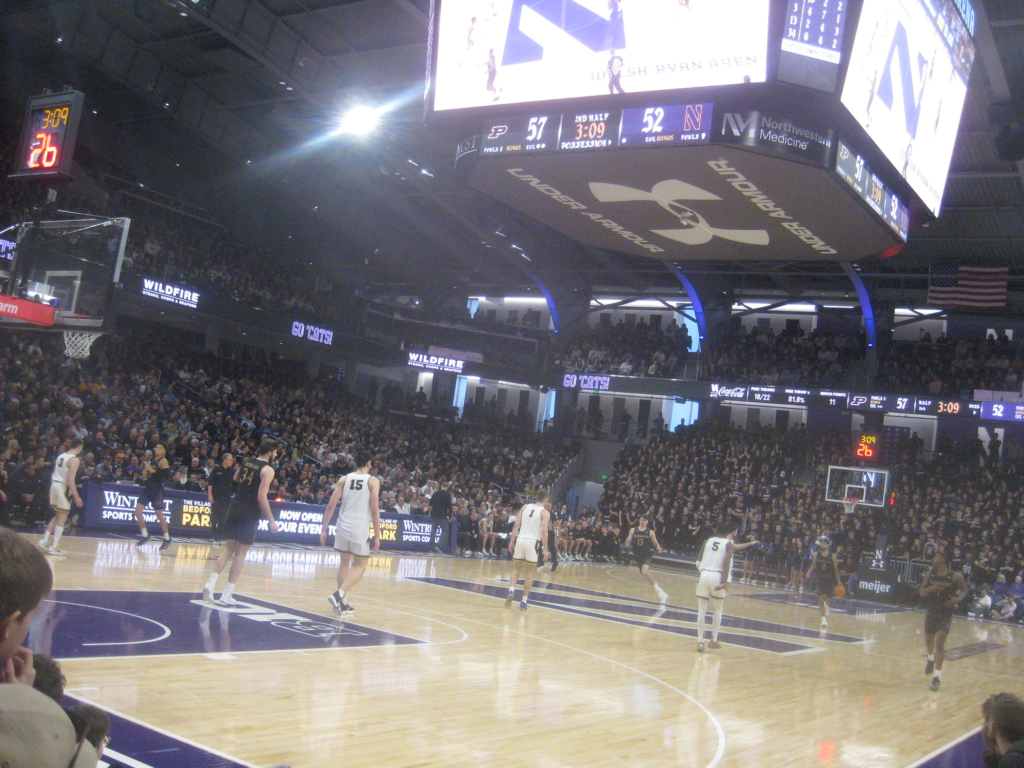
589;179;770;247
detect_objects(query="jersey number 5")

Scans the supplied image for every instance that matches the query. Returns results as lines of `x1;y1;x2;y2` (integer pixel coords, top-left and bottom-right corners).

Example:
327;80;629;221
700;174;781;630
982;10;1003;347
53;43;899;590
711;542;720;551
349;478;364;491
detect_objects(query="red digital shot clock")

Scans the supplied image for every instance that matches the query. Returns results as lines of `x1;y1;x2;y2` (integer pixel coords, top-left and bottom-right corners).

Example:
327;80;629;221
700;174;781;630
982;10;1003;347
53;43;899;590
854;433;880;462
9;91;86;180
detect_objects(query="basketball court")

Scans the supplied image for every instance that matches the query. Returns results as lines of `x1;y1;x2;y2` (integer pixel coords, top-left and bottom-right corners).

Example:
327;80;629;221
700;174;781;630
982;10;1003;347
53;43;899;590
25;531;1023;768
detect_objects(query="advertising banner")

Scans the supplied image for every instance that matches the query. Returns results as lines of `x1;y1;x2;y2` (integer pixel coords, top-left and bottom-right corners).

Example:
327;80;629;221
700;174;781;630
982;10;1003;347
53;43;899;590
469;145;899;261
82;482;449;550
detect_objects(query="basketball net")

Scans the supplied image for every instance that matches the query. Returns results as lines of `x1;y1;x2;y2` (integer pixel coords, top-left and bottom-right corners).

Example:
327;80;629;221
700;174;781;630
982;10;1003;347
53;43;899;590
63;330;102;359
842;497;859;515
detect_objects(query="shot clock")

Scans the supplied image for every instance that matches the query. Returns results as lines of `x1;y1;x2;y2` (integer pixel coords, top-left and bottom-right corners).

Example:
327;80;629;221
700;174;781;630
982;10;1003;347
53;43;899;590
9;91;85;179
854;434;880;462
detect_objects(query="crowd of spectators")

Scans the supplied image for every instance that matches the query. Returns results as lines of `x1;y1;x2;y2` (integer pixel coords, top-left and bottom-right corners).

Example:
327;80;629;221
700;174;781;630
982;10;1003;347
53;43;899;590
552;318;691;378
0;329;578;532
0;137;341;322
875;334;1024;397
596;418;1024;618
699;326;863;388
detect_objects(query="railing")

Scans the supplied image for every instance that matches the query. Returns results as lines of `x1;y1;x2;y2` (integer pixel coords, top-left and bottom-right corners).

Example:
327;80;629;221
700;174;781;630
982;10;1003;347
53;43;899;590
889;556;932;587
549;450;584;504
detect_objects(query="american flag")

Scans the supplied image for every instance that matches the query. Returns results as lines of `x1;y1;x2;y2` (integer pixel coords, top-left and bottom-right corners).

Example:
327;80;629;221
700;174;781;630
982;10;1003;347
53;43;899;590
927;265;1008;310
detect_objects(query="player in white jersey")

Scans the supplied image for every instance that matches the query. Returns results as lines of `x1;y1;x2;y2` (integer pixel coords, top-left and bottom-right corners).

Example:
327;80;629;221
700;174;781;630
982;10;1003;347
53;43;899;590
695;521;759;652
38;438;84;556
504;490;550;612
319;451;380;617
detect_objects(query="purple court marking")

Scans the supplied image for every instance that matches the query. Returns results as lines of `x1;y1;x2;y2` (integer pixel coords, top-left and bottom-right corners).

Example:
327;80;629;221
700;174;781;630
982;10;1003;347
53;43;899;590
944;642;1004;662
905;728;983;768
465;577;865;643
63;694;255;768
409;577;869;654
27;590;422;659
738;590;909;615
523;580;867;642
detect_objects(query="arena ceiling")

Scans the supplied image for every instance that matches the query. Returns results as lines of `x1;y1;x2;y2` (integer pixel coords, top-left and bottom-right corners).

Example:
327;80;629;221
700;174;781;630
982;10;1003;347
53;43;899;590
2;0;1024;308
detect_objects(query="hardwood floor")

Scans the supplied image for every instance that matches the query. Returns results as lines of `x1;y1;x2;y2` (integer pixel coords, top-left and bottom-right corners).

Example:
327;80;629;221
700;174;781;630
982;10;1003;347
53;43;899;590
26;534;1022;767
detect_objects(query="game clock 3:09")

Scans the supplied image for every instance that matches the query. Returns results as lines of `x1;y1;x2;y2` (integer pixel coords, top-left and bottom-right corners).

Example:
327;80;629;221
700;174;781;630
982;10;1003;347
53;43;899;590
560;112;616;151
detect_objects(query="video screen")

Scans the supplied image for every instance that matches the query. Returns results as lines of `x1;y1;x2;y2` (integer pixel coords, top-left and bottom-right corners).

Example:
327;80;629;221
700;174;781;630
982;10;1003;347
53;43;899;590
432;0;769;112
840;0;976;215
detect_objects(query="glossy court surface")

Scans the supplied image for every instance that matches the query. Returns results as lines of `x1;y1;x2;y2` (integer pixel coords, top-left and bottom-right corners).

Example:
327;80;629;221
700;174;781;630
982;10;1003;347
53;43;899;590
24;533;1024;768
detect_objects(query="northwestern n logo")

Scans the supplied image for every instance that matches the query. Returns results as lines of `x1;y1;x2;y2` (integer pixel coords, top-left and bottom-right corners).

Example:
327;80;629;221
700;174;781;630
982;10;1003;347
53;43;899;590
504;0;622;66
590;180;770;247
875;21;928;139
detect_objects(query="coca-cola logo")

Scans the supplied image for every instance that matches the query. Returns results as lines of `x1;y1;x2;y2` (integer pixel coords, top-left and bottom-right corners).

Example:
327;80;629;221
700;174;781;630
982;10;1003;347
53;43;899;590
711;384;747;399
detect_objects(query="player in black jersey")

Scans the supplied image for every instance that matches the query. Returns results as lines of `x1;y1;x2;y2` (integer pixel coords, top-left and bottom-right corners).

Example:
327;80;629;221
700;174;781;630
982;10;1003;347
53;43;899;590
805;536;840;628
133;443;172;551
203;440;280;607
625;516;668;603
919;551;967;691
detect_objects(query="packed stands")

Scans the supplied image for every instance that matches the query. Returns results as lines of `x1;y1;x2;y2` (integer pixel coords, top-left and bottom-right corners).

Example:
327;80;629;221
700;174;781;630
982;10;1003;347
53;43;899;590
0;329;578;528
552;319;691;378
598;419;1024;615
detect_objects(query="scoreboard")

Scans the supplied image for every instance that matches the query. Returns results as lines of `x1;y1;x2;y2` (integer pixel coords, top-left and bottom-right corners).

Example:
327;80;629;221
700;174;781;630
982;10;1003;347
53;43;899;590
482;102;713;156
835;140;910;240
710;382;1003;421
779;0;850;92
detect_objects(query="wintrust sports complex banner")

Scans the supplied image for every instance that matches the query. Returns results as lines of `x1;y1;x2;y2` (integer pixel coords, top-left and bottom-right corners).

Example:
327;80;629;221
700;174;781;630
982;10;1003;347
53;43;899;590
82;482;446;550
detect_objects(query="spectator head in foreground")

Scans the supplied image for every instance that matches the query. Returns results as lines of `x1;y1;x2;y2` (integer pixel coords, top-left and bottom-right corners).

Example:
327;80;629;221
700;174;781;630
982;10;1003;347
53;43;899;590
31;654;65;702
0;527;53;679
982;692;1024;768
66;704;112;760
0;684;98;767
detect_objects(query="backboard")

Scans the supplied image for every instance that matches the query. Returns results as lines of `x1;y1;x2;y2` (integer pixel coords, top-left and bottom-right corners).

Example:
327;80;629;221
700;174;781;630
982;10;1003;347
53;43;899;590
825;465;890;508
0;214;129;333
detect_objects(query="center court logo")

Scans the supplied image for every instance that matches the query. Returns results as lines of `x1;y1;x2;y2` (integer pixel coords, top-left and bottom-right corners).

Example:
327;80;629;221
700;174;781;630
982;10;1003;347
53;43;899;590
589;179;770;247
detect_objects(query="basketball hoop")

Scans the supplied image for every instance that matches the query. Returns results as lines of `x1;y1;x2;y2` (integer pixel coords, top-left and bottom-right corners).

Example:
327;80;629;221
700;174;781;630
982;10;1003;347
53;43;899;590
63;330;102;359
842;497;859;515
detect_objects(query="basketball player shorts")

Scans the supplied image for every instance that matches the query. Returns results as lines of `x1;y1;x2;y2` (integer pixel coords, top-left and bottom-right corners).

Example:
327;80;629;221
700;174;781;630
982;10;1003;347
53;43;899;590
49;483;71;512
634;552;653;571
222;501;261;546
697;570;726;600
924;609;954;635
815;577;835;598
334;533;371;558
513;537;541;564
137;484;165;510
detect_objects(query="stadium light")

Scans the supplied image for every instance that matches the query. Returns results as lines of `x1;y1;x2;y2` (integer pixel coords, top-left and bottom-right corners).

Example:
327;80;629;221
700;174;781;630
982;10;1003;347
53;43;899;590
339;105;381;136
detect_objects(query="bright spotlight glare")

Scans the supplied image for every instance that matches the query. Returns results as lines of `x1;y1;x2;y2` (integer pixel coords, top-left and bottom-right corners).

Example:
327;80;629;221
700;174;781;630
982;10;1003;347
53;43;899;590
339;105;381;136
